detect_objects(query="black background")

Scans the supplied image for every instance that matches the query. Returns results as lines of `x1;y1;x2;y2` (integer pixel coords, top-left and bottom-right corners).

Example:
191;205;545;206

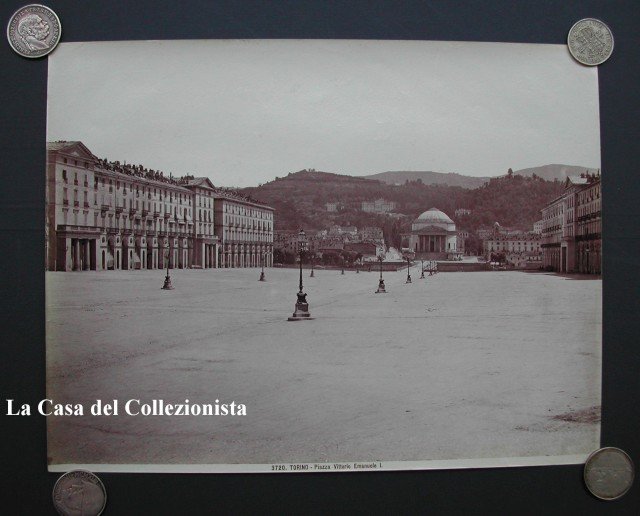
1;1;638;514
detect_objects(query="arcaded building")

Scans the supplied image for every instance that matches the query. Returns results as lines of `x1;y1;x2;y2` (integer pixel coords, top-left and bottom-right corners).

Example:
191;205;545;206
541;172;601;273
46;141;273;271
401;208;458;260
214;193;274;268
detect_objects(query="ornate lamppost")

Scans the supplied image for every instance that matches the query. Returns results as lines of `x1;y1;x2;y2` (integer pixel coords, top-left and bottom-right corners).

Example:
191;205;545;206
310;253;315;278
259;252;266;281
161;247;174;290
288;229;313;321
375;252;386;293
402;249;415;284
420;259;425;279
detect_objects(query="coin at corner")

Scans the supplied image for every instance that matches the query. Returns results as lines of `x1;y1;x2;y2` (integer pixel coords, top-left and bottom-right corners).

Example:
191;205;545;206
583;447;634;501
52;470;107;516
6;4;62;59
567;18;614;66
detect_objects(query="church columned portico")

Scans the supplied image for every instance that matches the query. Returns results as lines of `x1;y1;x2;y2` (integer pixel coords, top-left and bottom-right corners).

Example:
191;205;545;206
402;208;458;260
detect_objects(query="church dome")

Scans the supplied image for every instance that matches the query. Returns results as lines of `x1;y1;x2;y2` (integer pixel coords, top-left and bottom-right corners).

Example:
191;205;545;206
416;208;454;225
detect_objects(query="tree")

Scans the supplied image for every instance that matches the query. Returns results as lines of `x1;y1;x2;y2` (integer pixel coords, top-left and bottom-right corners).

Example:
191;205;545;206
491;251;506;264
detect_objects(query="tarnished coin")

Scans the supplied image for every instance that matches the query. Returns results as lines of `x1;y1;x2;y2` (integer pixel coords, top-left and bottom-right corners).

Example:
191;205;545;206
567;18;614;66
53;470;107;516
6;4;61;59
584;447;634;500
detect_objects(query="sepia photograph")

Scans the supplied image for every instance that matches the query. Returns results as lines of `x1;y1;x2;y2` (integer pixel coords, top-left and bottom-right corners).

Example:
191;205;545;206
45;39;602;472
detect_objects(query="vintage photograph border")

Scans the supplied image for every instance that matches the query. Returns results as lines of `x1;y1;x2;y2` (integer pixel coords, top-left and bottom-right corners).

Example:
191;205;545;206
1;1;638;513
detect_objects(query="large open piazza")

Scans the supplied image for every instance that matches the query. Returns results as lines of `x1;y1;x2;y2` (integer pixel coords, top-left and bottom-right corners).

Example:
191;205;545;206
46;267;601;468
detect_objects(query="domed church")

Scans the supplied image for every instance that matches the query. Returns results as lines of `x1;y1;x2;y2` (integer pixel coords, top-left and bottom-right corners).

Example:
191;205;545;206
401;208;458;259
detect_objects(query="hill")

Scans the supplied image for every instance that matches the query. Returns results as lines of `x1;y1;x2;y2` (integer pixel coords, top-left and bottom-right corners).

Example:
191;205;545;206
512;164;598;181
363;170;490;189
364;164;598;188
240;168;565;244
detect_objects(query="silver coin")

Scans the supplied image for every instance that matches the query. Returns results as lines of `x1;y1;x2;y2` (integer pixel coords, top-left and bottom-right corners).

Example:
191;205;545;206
584;447;635;500
52;470;107;516
567;18;614;66
6;4;61;59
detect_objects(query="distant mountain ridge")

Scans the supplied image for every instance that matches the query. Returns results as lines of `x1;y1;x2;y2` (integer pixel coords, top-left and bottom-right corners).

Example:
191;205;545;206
364;164;598;189
511;164;599;182
363;171;490;189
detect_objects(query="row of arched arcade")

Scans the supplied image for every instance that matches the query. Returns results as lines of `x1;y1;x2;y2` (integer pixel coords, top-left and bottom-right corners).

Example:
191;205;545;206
219;243;273;268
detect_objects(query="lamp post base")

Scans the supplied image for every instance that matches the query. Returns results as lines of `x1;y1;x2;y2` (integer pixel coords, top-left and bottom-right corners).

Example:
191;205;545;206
161;275;174;290
420;271;425;279
406;275;412;284
288;302;314;321
375;279;387;293
310;269;314;278
287;292;314;321
259;271;265;281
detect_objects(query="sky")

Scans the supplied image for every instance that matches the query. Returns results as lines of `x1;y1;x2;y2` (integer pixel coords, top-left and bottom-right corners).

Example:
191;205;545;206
47;39;601;188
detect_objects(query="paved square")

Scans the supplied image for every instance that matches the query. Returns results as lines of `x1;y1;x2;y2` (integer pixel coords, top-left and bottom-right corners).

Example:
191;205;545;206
46;267;601;466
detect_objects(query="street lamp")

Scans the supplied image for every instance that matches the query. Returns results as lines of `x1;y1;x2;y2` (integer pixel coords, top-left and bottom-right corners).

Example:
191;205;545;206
288;229;313;321
402;249;415;284
259;252;266;281
420;259;425;279
375;252;386;293
161;247;174;290
310;254;315;277
341;255;345;275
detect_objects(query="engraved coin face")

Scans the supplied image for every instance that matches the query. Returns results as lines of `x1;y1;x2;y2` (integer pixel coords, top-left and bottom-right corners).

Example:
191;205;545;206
6;4;61;58
584;447;635;500
53;470;107;516
567;18;614;66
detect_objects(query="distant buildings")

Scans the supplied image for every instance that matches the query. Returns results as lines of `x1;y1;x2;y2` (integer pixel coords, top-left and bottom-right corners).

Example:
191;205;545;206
344;242;378;259
533;220;543;234
483;233;542;269
325;202;340;212
329;225;358;236
455;208;471;217
541;173;601;273
359;226;384;242
45;141;273;271
361;198;397;213
457;230;469;255
274;224;385;263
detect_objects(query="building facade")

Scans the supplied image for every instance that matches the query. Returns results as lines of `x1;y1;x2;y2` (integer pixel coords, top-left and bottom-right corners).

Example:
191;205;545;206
533;219;543;234
541;173;601;273
182;178;219;269
214;194;274;268
46;141;273;271
575;175;602;274
361;198;397;213
483;233;542;269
